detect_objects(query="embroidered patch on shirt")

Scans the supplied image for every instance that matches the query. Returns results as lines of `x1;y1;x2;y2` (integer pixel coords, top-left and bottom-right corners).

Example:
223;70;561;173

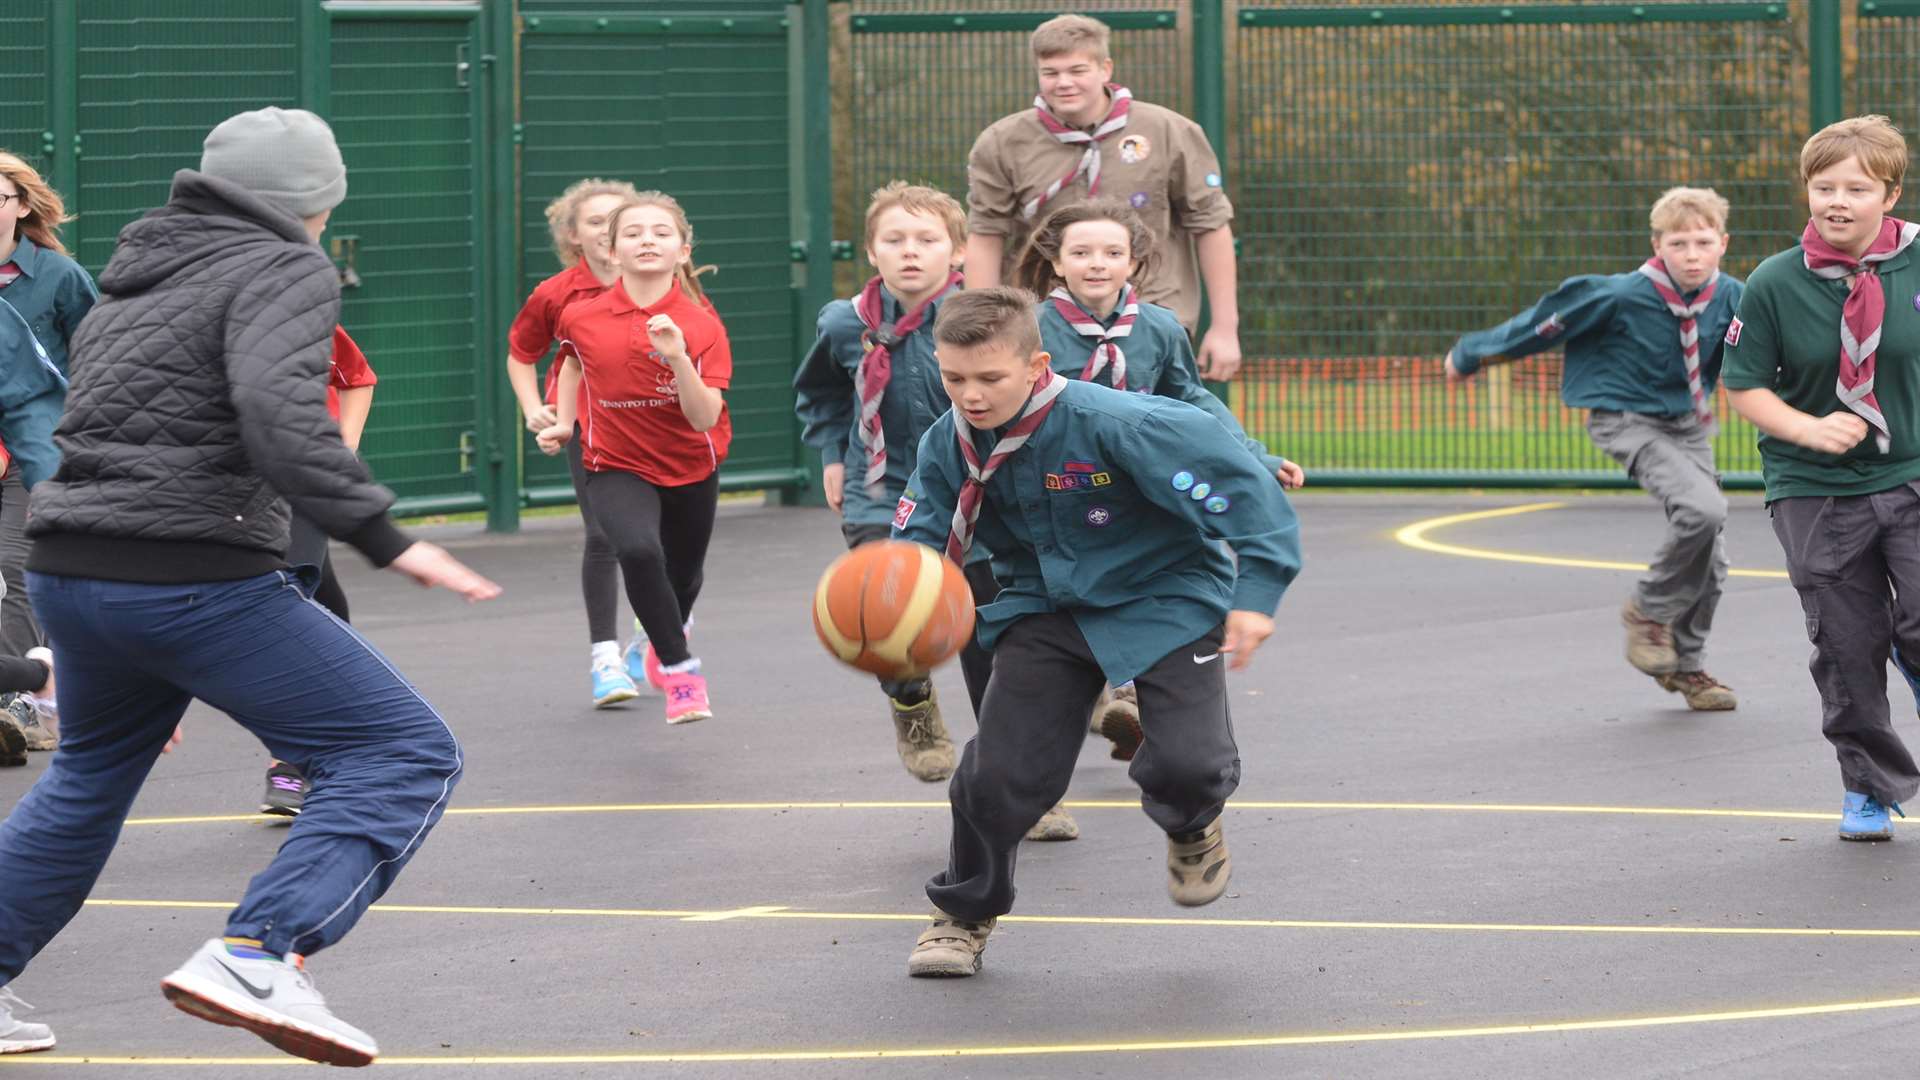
1534;312;1566;339
1129;191;1150;209
1118;134;1151;164
1064;460;1098;474
1724;317;1742;347
1205;172;1222;187
892;496;916;530
1046;471;1112;491
1085;506;1112;527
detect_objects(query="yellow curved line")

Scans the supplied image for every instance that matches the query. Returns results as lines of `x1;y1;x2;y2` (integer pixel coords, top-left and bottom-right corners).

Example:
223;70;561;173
1393;501;1790;579
79;898;1920;939
12;995;1920;1065
120;799;1839;827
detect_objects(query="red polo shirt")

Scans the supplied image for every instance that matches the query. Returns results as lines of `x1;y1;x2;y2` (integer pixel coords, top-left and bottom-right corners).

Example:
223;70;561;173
509;262;615;406
328;325;377;421
556;281;732;486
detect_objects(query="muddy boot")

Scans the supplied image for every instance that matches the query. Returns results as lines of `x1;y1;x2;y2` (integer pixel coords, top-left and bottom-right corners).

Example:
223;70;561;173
1094;683;1142;761
890;687;956;782
907;910;995;978
1167;818;1230;906
1621;599;1678;676
1024;802;1080;841
1656;670;1737;711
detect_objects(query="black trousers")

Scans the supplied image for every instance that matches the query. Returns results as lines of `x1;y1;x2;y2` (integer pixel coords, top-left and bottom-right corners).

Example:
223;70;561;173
927;612;1240;921
568;426;624;644
580;467;719;668
287;514;349;622
1771;483;1920;804
841;522;996;715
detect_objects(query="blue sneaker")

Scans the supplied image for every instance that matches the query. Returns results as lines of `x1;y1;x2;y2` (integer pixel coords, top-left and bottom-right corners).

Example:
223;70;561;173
622;638;652;692
591;662;639;708
1840;791;1902;841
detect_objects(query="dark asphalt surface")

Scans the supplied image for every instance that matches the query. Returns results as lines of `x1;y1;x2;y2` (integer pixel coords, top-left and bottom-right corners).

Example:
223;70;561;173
4;493;1918;1078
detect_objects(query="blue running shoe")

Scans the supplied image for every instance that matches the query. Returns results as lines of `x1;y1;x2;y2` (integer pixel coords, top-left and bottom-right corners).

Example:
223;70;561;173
591;662;639;708
1840;791;1902;841
623;637;652;692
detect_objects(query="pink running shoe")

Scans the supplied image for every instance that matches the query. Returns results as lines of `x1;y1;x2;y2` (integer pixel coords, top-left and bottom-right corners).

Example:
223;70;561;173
661;669;712;725
640;642;666;692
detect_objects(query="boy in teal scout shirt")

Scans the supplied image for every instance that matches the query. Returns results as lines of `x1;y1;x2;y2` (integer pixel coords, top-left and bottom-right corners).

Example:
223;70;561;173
891;287;1300;978
1447;187;1743;711
1725;115;1920;841
793;183;982;784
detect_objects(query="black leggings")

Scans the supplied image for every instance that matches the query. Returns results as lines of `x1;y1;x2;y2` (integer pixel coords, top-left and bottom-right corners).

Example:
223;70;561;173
579;467;719;668
568;425;624;644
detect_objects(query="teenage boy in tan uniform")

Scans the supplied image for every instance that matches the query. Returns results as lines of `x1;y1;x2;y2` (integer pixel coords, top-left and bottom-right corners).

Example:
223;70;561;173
963;14;1243;381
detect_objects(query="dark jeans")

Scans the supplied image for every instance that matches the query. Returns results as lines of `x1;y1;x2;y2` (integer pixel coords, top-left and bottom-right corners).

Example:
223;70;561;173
0;569;462;978
842;522;998;715
568;425;624;644
579;468;719;667
927;612;1239;921
1771;483;1920;804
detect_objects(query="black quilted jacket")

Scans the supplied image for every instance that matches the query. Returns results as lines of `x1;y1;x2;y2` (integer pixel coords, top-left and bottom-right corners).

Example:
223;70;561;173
27;170;411;583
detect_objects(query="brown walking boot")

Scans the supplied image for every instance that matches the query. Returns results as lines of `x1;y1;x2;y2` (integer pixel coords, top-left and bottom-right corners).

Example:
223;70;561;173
907;910;995;978
1093;684;1143;761
890;689;956;782
1656;670;1737;711
1024;802;1080;841
1167;819;1231;906
1621;599;1679;676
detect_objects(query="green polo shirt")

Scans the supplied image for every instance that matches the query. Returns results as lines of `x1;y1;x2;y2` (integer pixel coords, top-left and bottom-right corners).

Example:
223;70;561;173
1722;244;1920;499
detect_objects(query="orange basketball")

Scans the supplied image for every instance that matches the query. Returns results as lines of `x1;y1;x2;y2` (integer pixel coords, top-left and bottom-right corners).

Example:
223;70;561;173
813;540;976;679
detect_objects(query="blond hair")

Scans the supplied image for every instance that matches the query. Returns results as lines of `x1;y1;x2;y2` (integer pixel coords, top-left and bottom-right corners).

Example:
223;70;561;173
543;177;640;268
0;152;74;257
1031;13;1110;63
1801;115;1908;193
1013;198;1159;297
607;192;717;304
933;286;1043;357
864;181;967;250
1648;186;1729;237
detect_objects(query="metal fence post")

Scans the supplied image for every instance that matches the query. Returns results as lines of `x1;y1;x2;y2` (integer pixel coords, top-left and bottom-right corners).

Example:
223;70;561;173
49;0;79;252
1190;0;1230;401
482;0;520;532
1809;0;1843;130
786;0;833;507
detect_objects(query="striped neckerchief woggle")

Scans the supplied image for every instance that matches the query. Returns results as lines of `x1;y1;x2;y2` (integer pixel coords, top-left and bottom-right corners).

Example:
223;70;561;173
1802;215;1920;454
1049;285;1136;390
854;271;964;496
1635;257;1719;428
1021;84;1133;222
945;368;1068;564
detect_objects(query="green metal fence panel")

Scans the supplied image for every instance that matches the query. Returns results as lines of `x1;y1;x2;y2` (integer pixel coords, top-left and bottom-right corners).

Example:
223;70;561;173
841;1;1188;295
328;8;488;513
517;11;806;504
0;3;52;180
73;2;301;273
1230;1;1803;488
1856;3;1920;137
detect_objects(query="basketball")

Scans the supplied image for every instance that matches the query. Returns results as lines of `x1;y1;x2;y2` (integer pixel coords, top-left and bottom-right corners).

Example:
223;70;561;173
813;540;976;679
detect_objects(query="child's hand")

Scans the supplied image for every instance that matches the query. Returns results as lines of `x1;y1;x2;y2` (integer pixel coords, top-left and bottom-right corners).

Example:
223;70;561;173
524;403;558;433
161;724;184;754
1220;610;1275;671
1444;349;1468;382
535;423;572;456
1276;461;1305;489
647;314;687;361
1797;411;1870;455
822;462;845;512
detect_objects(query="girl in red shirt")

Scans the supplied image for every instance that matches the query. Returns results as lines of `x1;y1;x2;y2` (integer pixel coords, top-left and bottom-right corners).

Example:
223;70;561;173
538;193;730;724
508;179;647;707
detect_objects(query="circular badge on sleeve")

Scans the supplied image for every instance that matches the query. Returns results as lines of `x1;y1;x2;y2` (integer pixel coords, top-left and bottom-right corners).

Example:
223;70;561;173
1190;482;1212;500
1171;471;1195;491
1205;495;1230;514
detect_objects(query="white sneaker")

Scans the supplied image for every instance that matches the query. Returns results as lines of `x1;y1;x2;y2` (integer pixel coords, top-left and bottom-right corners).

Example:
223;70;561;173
18;649;55;751
0;986;54;1054
160;939;378;1067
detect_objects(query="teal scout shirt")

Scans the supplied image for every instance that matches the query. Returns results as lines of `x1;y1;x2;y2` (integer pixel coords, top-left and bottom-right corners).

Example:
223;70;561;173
793;289;957;531
894;378;1302;685
1451;268;1742;416
0;235;95;408
1721;244;1920;499
1038;294;1287;475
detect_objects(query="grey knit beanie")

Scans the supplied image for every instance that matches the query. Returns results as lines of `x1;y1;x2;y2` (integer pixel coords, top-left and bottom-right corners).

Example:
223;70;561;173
200;107;347;219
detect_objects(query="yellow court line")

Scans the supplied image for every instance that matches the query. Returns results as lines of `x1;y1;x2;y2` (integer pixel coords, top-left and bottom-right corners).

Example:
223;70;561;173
11;994;1920;1066
1393;501;1790;579
79;898;1920;940
119;799;1838;827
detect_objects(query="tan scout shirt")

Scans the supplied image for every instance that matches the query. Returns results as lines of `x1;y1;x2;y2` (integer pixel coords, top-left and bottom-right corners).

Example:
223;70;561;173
967;97;1232;331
